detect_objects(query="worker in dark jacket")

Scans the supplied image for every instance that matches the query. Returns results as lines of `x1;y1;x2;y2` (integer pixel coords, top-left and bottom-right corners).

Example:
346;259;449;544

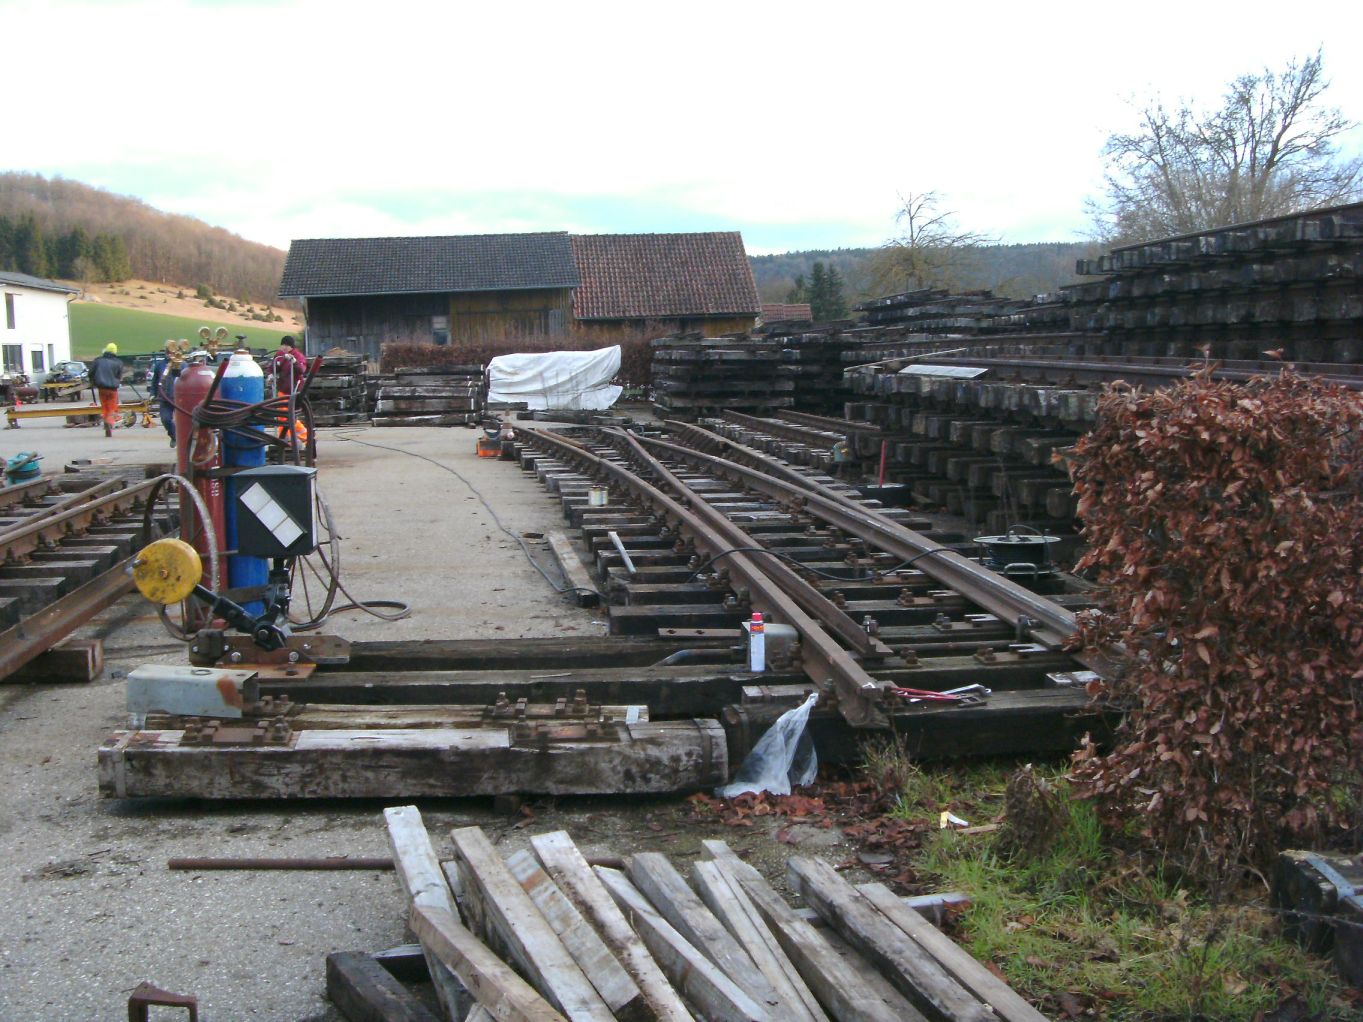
149;340;181;446
90;343;124;438
271;336;308;396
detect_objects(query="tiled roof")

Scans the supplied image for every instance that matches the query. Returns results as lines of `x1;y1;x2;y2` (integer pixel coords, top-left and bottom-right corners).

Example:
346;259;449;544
569;232;761;320
0;271;79;294
761;303;813;322
278;233;579;298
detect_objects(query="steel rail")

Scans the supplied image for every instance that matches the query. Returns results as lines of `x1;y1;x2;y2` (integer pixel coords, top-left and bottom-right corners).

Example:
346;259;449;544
777;410;884;436
671;420;865;507
645;424;1079;650
604;428;893;661
524;428;891;727
0;478;159;565
0;475;63;512
719;411;843;448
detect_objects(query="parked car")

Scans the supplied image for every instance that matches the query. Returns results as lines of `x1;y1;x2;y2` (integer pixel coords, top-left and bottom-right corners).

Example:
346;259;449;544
47;360;90;384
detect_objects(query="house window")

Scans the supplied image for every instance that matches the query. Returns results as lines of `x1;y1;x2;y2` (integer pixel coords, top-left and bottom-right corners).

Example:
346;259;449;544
2;344;20;372
31;348;45;373
4;294;14;329
432;315;449;346
47;344;55;366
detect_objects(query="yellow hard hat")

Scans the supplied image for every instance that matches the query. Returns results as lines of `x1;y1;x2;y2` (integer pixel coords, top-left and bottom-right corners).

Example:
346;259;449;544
104;342;118;354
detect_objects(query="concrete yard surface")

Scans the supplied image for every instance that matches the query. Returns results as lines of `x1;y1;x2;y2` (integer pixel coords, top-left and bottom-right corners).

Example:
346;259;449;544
0;416;619;1020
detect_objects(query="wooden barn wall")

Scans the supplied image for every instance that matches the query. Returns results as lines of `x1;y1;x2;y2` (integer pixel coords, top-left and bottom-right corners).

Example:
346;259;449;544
450;289;573;341
303;294;447;360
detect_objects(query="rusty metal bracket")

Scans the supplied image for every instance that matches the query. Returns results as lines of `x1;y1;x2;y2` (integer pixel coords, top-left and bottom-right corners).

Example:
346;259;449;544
180;717;292;746
128;981;198;1022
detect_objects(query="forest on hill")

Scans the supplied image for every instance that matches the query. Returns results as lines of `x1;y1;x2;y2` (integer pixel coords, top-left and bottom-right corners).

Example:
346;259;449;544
0;173;286;304
749;240;1098;305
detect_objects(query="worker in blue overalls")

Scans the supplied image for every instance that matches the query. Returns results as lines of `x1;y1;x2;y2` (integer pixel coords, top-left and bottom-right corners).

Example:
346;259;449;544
149;339;184;446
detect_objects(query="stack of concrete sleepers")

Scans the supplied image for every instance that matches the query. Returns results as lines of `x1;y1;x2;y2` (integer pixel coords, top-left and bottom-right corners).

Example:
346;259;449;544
651;334;793;421
372;365;486;427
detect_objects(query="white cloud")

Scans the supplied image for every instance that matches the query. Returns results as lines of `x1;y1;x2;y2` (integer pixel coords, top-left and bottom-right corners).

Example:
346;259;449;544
2;0;1360;250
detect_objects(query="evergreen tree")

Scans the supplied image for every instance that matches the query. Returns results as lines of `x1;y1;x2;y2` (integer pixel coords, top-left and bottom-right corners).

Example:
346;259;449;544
0;217;13;270
13;215;49;277
785;273;808;304
808;262;829;315
822;265;848;319
56;226;90;279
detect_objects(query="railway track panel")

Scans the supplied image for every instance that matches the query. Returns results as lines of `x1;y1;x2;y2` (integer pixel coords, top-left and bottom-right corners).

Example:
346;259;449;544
511;426;1113;757
0;469;176;681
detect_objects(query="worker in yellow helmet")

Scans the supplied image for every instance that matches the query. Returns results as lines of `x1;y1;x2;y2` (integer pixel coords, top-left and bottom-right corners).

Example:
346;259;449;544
90;343;124;438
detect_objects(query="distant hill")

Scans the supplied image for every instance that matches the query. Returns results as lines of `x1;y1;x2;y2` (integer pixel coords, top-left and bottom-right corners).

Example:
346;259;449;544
0;173;286;305
749;241;1099;305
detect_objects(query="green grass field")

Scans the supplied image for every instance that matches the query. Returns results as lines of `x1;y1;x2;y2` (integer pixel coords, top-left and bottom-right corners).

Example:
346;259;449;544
69;303;293;359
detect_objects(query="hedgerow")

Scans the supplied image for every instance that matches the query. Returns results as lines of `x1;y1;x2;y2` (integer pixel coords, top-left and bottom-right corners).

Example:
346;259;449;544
1067;368;1363;877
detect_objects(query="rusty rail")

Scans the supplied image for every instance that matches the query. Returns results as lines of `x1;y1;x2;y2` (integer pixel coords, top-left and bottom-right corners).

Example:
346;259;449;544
525;428;892;727
720;410;844;448
648;422;1079;650
0;478;158;564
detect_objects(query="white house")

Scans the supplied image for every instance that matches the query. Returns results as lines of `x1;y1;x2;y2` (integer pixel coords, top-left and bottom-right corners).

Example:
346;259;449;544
1;271;78;383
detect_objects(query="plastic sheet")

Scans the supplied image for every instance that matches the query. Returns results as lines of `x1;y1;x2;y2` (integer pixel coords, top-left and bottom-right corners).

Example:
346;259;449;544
487;346;622;410
717;693;819;798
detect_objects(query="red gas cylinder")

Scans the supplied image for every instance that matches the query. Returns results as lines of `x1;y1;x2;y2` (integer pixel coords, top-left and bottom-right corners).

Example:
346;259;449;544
173;363;226;605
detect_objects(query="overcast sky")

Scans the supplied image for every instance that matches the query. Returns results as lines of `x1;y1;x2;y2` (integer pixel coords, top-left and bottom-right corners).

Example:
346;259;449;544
3;0;1361;253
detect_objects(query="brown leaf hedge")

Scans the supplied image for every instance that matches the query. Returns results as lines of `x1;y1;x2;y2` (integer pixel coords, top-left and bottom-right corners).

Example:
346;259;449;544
1067;369;1363;875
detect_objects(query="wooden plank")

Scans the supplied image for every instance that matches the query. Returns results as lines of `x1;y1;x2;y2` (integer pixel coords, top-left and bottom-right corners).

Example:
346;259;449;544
786;857;991;1022
384;806;471;1022
412;904;568;1022
449;826;615;1022
625;852;780;1011
98;720;727;799
504;848;646;1021
545;532;601;608
326;951;442;1022
701;841;925;1022
594;865;770;1022
6;637;102;683
858;882;1047;1022
692;860;828;1022
529;832;692;1022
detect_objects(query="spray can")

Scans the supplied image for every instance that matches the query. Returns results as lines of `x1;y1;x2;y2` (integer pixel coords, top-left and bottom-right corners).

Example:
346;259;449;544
220;351;267;615
747;612;765;672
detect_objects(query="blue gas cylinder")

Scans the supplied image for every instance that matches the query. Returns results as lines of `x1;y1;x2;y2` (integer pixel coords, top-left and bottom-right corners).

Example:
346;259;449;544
220;351;267;614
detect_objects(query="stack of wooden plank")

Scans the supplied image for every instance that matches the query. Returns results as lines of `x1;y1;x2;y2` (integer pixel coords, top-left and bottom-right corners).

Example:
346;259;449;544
307;353;368;427
373;365;486;428
651;334;794;422
344;809;1048;1022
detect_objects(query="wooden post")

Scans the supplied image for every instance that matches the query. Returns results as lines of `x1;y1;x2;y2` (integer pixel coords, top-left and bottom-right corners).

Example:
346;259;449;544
529;831;693;1022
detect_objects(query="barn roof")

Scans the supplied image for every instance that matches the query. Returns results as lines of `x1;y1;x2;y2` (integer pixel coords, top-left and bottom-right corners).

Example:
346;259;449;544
0;271;80;294
569;232;761;320
278;233;580;298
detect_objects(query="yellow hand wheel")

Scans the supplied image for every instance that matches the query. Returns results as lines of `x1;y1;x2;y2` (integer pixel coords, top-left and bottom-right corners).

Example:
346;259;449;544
131;538;203;605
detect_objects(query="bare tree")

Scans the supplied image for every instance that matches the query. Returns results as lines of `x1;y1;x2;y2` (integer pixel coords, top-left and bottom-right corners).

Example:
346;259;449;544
1093;49;1363;244
867;191;993;296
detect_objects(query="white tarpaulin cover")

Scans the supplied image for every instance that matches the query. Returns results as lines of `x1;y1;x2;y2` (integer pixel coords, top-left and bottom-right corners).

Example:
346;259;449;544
487;346;623;410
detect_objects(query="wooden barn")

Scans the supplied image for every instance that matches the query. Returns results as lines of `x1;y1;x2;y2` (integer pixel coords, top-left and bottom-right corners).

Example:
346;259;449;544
278;230;760;358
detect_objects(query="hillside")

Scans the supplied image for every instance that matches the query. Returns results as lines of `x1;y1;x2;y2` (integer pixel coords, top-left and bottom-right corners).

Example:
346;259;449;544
0;172;287;305
749;241;1098;304
69;303;294;360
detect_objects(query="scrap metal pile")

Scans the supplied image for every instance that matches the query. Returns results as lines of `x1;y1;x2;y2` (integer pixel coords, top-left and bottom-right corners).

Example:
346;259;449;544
347;807;1047;1022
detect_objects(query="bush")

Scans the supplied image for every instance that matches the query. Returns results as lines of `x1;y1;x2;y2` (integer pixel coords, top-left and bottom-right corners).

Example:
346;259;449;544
1067;369;1363;877
195;284;212;300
